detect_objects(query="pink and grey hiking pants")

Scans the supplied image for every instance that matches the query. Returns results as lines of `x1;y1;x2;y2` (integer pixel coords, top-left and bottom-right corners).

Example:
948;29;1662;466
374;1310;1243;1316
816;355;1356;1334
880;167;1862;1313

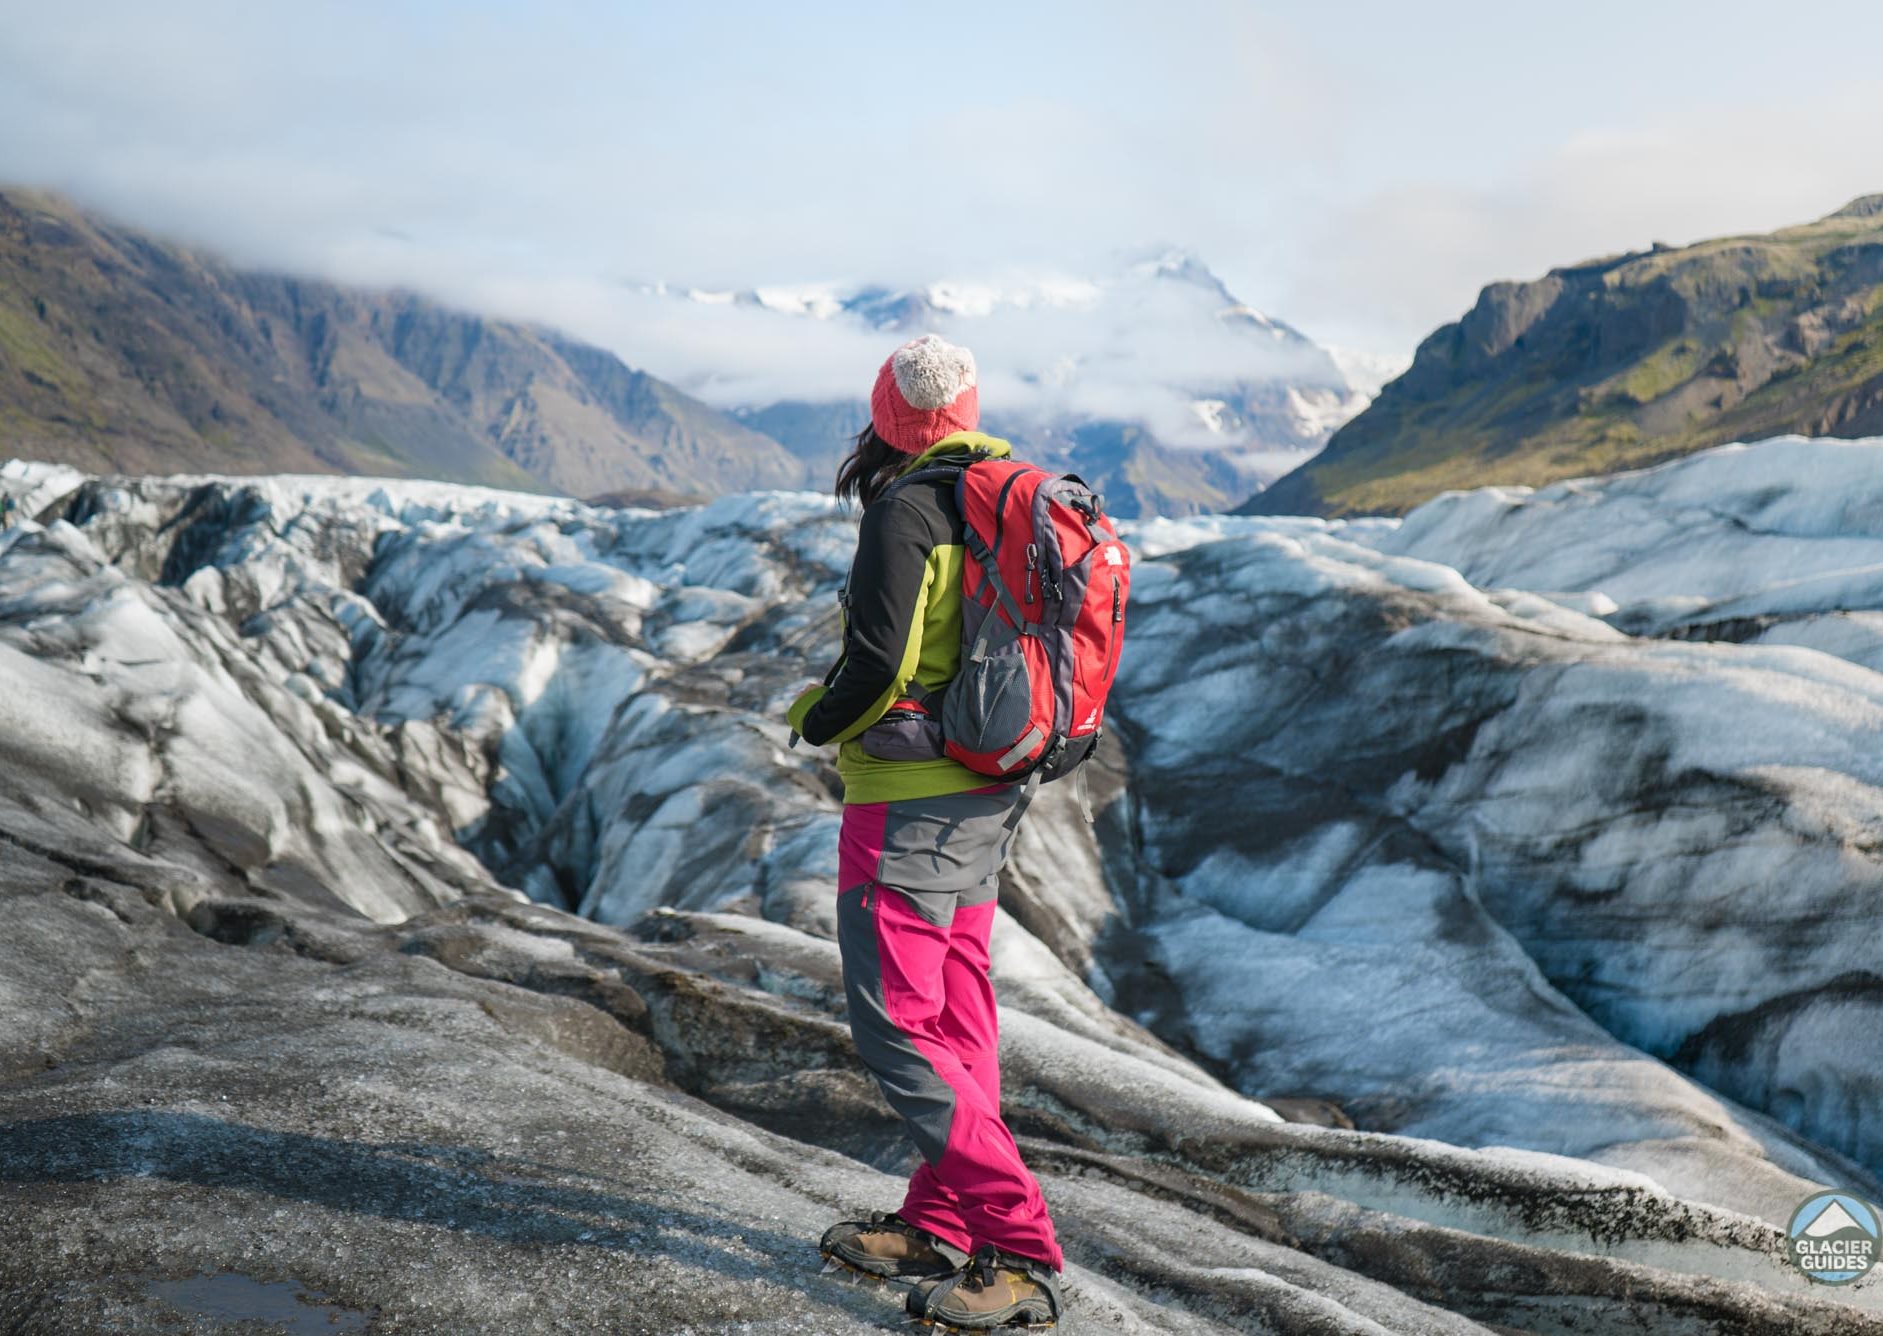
835;783;1064;1272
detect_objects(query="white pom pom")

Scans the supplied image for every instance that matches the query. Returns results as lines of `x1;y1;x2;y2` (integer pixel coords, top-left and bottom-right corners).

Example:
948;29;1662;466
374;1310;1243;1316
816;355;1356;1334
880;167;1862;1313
891;334;977;410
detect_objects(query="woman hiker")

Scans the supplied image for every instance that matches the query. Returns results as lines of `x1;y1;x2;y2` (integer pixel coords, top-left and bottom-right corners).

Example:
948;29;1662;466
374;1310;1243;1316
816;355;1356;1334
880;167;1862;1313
786;334;1066;1330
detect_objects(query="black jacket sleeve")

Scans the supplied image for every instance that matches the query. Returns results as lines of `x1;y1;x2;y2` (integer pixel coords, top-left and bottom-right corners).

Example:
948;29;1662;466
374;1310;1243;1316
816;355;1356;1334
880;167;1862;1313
797;494;937;746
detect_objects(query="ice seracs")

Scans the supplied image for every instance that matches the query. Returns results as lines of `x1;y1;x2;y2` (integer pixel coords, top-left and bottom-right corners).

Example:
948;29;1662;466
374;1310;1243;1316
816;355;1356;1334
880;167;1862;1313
7;438;1883;1327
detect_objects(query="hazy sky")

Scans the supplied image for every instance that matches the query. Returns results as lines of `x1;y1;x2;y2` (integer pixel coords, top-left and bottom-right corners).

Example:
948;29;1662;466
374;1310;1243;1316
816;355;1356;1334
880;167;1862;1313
4;0;1881;386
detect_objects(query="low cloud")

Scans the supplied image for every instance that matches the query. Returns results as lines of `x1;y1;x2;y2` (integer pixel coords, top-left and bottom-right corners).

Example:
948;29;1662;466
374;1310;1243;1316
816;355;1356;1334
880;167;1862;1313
0;1;1316;306
465;265;1351;450
2;0;1881;391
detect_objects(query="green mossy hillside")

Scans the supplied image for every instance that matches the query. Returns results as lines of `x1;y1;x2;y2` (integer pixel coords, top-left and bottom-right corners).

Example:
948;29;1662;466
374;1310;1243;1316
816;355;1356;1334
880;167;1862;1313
1246;195;1883;517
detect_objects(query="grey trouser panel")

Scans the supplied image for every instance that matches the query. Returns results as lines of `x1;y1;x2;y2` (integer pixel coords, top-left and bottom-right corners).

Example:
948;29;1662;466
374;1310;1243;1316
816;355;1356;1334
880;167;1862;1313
870;785;1030;920
838;882;958;1161
838;784;1030;1163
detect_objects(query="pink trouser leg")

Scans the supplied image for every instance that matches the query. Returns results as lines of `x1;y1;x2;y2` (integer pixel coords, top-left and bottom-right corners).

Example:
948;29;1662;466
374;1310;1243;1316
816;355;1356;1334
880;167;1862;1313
898;900;1002;1234
840;882;1063;1271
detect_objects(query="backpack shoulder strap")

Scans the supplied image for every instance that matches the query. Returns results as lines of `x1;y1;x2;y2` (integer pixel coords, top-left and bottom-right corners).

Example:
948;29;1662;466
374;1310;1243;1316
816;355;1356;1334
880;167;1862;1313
882;464;964;495
877;463;970;513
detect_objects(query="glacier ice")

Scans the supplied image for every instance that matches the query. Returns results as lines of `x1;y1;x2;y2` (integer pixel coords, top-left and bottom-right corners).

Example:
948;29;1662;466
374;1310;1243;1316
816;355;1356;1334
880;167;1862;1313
5;444;1883;1330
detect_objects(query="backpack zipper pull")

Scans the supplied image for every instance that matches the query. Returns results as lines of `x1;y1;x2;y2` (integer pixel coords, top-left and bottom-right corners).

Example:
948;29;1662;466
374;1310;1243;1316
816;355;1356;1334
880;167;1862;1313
1025;543;1038;603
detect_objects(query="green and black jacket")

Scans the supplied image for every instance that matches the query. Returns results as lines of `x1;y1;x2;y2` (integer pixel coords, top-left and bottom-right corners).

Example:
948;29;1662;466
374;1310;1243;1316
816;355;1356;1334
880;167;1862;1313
786;432;1011;804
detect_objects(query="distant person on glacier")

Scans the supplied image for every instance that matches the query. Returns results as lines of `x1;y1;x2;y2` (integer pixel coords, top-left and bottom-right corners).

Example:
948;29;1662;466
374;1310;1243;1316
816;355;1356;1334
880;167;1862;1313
0;493;14;531
786;334;1072;1330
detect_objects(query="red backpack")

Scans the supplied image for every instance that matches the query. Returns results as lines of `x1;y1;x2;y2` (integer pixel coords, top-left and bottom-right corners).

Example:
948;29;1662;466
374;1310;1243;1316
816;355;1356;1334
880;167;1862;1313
892;454;1131;784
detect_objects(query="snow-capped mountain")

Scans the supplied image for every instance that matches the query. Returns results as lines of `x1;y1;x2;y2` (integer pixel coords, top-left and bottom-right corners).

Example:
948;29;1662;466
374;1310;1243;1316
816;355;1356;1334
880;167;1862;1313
6;437;1883;1329
644;249;1391;515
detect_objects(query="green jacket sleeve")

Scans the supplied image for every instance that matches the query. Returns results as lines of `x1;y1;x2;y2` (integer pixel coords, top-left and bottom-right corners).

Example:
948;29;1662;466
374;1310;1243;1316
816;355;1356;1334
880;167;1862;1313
786;684;826;734
794;494;935;747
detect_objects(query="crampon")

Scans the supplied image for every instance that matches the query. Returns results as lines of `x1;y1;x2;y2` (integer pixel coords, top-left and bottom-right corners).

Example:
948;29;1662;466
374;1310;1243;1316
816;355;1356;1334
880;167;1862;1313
819;1211;966;1285
904;1245;1062;1331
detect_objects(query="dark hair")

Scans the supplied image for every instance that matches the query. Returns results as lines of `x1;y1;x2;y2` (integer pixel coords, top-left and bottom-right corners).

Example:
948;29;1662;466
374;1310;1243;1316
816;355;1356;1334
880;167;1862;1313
834;425;906;510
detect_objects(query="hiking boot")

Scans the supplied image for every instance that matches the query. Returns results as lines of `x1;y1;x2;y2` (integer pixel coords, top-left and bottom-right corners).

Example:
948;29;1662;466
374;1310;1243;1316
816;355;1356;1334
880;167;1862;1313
820;1211;967;1282
906;1244;1063;1329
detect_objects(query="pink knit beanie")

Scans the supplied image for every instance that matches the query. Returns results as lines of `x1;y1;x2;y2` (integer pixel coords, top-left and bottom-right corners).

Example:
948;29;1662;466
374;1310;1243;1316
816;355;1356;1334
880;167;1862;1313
869;334;980;454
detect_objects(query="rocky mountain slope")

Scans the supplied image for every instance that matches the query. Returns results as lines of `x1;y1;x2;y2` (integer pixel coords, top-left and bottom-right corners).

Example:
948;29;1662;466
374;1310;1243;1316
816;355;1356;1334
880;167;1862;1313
5;444;1883;1331
0;189;800;499
1247;195;1883;516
